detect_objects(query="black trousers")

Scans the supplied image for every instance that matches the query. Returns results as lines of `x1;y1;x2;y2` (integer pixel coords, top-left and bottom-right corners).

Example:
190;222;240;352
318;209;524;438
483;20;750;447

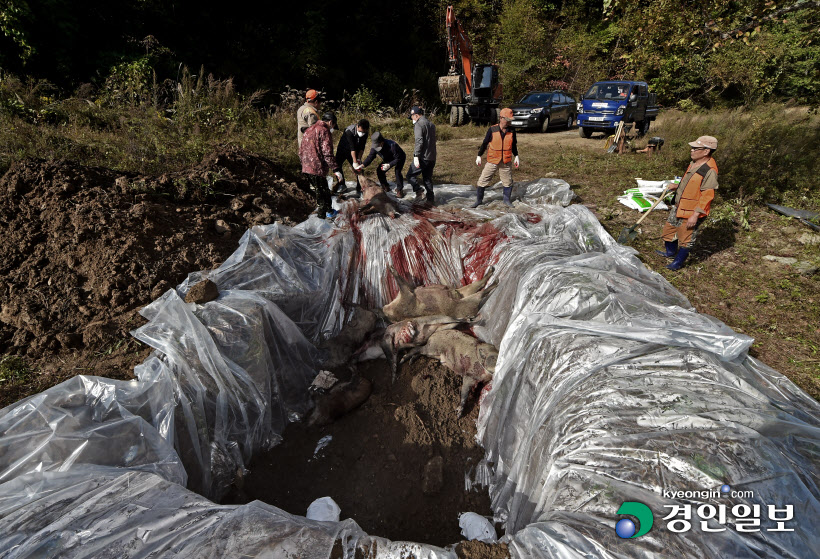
376;155;406;191
335;151;361;191
304;173;332;216
406;158;435;199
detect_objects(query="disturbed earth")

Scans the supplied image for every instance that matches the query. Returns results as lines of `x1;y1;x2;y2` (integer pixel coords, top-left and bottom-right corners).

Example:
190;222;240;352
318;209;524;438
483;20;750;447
225;356;499;549
0;146;508;555
0;146;315;407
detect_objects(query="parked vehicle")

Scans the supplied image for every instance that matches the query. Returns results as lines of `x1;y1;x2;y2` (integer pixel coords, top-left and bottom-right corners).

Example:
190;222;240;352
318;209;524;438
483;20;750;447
438;5;502;126
576;80;658;138
508;90;577;133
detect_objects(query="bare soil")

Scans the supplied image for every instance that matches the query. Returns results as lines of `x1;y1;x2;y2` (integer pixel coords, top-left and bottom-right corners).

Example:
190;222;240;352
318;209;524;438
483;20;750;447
224;355;497;549
0;146;315;408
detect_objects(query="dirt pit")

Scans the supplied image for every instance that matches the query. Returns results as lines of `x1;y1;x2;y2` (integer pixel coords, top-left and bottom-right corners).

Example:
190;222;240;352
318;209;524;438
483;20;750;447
223;355;504;551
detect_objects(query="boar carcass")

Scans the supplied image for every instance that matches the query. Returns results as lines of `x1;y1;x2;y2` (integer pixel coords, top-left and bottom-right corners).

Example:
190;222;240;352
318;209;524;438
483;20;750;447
308;374;373;426
383;265;497;323
402;329;497;416
358;176;400;218
356;315;473;378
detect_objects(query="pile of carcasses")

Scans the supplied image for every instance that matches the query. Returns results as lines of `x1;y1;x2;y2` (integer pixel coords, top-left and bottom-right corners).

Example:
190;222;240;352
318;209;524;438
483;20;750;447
310;263;500;422
0;178;818;559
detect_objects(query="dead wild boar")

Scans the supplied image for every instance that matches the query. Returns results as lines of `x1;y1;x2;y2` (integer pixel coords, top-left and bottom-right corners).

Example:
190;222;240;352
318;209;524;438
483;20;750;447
382;265;497;323
358;176;400;218
402;329;497;417
318;307;379;369
308;374;373;426
381;315;473;377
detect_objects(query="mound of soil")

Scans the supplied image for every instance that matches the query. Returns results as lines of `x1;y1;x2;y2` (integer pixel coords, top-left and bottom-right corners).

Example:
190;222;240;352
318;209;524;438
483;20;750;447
0;146;315;408
226;355;503;551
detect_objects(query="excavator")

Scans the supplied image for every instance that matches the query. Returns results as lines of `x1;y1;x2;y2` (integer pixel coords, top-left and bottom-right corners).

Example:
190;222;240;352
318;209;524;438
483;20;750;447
438;5;502;127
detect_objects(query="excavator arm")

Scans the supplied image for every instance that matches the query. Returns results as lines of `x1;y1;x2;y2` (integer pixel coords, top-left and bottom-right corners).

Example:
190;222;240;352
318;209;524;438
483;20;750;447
444;5;473;95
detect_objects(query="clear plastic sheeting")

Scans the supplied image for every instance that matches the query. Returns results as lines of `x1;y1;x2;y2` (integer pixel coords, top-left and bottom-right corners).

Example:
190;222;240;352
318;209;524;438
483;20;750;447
0;374;185;487
0;178;818;558
133;289;319;499
0;468;455;559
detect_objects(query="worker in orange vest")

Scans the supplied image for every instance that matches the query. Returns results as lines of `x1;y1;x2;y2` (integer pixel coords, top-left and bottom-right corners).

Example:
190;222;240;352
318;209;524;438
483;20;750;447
473;108;520;208
658;135;719;270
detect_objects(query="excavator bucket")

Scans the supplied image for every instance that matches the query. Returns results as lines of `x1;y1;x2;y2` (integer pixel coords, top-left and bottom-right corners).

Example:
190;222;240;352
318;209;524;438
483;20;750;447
438;75;464;104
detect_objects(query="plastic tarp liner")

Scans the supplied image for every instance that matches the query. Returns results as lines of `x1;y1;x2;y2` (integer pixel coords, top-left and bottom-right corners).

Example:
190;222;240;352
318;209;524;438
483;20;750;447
0;179;818;558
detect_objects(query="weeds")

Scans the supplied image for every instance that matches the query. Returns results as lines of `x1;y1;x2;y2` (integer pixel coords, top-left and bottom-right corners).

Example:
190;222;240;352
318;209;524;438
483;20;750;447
0;355;32;385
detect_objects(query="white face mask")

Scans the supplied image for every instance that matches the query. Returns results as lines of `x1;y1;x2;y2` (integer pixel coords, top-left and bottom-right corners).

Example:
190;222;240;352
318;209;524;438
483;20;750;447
357;130;365;137
375;145;382;152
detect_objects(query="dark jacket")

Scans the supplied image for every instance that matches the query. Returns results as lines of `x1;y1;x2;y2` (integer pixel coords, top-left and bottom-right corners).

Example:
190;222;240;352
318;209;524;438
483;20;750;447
363;139;406;168
337;123;368;157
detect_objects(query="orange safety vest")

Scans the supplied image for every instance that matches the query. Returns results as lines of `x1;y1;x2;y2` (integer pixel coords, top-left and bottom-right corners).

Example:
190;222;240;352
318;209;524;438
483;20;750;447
486;126;514;165
676;157;718;218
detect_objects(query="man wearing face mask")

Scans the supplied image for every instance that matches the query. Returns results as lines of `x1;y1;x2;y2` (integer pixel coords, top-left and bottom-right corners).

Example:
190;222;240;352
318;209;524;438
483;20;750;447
300;112;344;220
405;106;437;204
362;131;406;195
335;118;370;195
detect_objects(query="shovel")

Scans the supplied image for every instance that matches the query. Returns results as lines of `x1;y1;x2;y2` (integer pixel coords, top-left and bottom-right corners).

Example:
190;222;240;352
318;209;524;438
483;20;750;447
617;185;671;244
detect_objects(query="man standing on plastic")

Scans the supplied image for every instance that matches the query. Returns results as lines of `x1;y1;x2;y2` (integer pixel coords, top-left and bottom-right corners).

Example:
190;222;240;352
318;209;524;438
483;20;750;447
404;106;437;204
296;89;322;148
300;112;344;220
657;135;719;270
335;118;370;195
362;131;406;195
473;108;520;208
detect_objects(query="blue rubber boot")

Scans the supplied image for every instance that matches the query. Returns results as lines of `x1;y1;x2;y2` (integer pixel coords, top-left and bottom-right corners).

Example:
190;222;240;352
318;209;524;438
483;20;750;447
666;247;690;270
502;186;513;207
470;187;485;208
655;240;678;259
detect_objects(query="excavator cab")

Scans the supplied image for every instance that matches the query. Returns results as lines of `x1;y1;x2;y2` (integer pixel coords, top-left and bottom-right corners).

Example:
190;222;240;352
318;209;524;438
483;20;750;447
471;64;498;101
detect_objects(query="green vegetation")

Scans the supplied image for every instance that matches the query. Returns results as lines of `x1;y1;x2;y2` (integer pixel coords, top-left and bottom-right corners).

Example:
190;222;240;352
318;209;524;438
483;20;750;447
0;355;31;385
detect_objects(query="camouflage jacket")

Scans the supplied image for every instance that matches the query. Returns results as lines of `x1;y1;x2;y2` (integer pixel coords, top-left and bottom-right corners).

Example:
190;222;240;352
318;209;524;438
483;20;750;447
300;121;339;177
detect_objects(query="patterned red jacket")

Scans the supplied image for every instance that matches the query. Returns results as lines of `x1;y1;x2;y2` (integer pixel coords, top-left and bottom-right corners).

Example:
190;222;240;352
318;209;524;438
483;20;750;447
300;121;339;176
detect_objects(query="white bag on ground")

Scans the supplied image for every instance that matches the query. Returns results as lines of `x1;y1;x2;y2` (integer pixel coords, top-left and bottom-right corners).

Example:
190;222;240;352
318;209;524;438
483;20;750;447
307;496;341;522
459;512;496;543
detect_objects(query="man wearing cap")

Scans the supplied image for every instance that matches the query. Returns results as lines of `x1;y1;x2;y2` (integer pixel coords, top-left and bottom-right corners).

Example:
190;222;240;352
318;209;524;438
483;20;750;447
297;89;322;148
405;106;437;204
300;112;344;220
335;118;370;194
362;131;406;194
658;135;719;270
473;108;520;208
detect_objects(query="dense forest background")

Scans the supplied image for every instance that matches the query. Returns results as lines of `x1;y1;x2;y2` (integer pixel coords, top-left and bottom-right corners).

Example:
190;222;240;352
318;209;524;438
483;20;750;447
1;0;818;108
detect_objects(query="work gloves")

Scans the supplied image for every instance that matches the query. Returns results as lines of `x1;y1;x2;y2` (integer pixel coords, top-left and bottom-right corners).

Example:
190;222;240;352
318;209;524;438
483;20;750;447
380;163;391;171
475;156;482;166
514;156;520;168
413;156;420;168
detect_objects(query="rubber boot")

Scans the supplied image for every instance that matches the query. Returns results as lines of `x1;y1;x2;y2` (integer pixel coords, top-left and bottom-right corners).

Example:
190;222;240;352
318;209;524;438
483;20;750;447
666;247;690;271
470;187;485;208
655;240;678;259
502;186;513;207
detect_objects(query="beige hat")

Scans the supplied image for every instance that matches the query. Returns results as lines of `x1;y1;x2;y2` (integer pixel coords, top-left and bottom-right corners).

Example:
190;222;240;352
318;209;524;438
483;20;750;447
688;135;717;150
